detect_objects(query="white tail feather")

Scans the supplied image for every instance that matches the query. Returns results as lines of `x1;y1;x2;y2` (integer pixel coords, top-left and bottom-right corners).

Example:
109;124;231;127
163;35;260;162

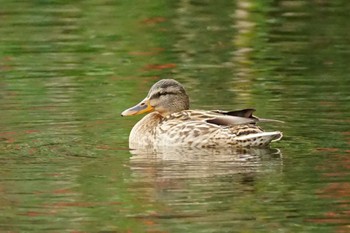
235;131;283;147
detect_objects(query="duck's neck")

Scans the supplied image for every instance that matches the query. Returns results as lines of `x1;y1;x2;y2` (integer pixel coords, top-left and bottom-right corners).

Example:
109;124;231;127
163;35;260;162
129;112;163;149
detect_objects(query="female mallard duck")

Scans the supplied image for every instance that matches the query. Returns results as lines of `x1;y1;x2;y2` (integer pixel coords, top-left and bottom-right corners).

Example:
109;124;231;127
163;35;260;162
121;79;283;149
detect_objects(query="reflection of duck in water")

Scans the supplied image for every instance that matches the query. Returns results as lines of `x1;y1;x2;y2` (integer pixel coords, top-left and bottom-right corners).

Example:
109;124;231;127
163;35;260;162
130;147;281;162
121;79;283;149
129;147;282;178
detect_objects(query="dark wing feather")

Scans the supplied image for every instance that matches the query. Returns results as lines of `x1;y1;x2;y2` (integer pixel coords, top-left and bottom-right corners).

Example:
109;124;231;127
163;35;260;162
211;108;284;123
212;109;256;118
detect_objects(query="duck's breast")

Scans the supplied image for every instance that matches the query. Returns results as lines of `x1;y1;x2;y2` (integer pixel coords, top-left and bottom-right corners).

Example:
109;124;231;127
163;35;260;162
129;113;162;149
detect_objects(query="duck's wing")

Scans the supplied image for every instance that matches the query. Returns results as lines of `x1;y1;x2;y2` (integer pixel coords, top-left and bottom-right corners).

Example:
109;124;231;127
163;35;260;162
166;109;283;127
212;108;284;124
181;109;258;126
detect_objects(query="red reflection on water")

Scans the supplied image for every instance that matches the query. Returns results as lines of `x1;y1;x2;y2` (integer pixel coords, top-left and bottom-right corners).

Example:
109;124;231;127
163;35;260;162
33;188;77;195
317;182;350;198
306;216;349;224
25;211;41;217
0;56;13;71
145;230;169;233
144;64;176;70
0;131;16;143
0;130;40;144
315;147;339;152
20;210;57;217
141;17;166;25
52;188;76;194
142;220;156;226
5;138;16;143
0;131;16;136
309;149;350;232
28;148;37;155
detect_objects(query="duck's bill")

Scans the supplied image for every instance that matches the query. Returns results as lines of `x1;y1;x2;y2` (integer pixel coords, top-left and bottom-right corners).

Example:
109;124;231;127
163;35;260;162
121;99;154;116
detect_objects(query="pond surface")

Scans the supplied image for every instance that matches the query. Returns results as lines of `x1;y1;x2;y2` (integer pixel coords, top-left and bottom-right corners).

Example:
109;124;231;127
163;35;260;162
1;1;350;232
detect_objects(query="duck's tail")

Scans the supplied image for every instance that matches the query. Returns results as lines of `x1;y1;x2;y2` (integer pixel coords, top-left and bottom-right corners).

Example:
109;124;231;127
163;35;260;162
235;131;283;147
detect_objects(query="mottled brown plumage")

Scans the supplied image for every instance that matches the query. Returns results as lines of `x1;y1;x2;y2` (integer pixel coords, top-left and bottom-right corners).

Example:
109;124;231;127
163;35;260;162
121;79;283;149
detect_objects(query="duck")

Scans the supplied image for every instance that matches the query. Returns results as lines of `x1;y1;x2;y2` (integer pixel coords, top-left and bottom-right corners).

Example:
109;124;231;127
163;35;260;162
121;79;283;149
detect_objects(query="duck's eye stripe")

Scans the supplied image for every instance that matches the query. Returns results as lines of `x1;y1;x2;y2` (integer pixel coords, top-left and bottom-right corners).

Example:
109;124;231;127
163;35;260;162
150;93;160;99
150;92;177;99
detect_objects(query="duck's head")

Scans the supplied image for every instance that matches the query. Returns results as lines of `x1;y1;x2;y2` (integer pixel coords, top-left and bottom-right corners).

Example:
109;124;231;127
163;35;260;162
121;79;189;117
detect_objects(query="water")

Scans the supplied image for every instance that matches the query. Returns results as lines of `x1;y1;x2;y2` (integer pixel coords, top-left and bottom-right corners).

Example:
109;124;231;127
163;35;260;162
1;0;350;232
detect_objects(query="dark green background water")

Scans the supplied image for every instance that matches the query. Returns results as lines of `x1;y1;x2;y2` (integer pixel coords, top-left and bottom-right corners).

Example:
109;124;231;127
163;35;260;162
1;1;350;232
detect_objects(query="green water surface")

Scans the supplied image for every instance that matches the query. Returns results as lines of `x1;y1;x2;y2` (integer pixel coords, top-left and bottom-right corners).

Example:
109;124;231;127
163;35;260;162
1;1;350;232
